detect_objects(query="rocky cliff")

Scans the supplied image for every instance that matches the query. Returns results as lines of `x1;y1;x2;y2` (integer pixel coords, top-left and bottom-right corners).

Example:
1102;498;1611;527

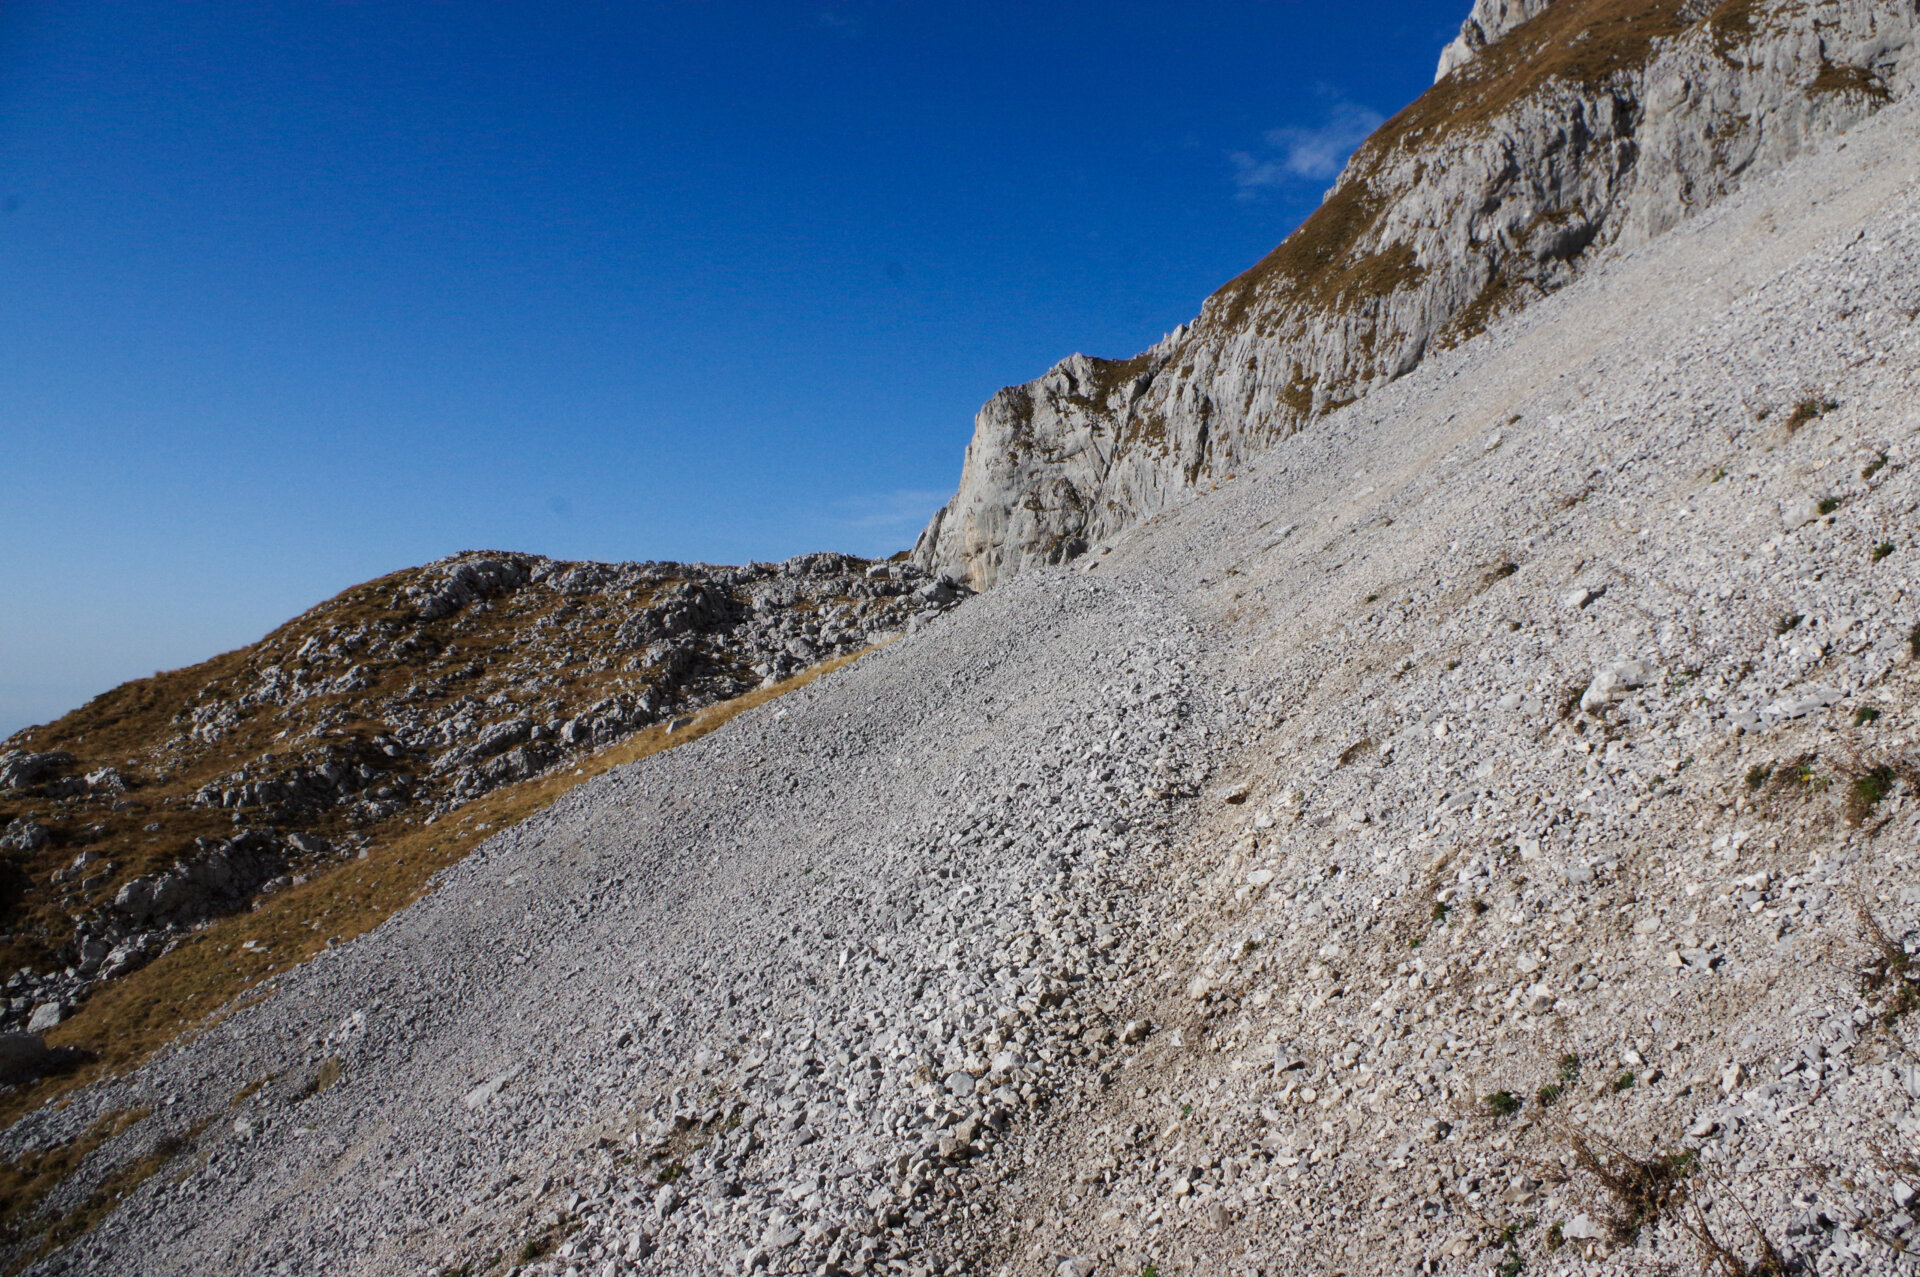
914;0;1920;590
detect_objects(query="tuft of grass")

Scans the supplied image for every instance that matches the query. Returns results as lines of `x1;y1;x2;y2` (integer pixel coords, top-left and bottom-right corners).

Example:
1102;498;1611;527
1611;1071;1636;1093
1855;707;1881;726
1545;1221;1564;1252
298;1057;344;1101
1847;767;1896;826
1776;613;1804;635
1785;397;1838;433
1873;542;1895;562
1818;496;1841;516
1911;623;1920;660
1745;764;1772;792
1542;1052;1582;1107
1863;453;1888;480
1486;1090;1521;1117
1365;593;1379;603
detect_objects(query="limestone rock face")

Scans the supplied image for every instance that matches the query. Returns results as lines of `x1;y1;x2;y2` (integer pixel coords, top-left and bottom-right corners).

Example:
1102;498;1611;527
915;0;1919;591
1436;0;1560;81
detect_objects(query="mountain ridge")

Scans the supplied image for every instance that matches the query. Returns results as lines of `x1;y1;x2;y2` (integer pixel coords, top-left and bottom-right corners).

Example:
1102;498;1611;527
913;0;1919;590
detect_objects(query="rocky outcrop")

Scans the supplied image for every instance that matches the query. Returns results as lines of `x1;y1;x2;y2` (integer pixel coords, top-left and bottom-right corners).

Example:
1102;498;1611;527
915;0;1920;591
0;550;969;1037
1435;0;1559;80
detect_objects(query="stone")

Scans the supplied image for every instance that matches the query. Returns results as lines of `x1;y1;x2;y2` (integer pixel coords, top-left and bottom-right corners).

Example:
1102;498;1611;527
1581;659;1656;713
0;1033;51;1085
1781;497;1824;531
25;1003;61;1034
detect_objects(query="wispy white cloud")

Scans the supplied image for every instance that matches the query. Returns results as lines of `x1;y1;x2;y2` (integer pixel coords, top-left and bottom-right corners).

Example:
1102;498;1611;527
1229;100;1384;199
804;488;949;557
815;5;865;36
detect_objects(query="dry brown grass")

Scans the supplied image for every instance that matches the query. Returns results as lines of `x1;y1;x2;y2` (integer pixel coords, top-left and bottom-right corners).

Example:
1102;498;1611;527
0;646;878;1129
0;1107;150;1263
1207;0;1696;338
0;555;705;981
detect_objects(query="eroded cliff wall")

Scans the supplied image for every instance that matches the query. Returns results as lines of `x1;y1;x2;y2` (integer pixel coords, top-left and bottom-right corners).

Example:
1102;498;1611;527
915;0;1919;591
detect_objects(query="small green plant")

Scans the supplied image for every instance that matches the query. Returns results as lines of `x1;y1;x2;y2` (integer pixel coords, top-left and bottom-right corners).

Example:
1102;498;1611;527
1745;764;1772;791
1537;1082;1564;1107
1776;613;1804;635
1559;1053;1582;1084
1180;1103;1193;1119
1855;706;1881;725
1432;901;1450;923
1142;1266;1160;1277
657;1162;685;1184
1785;397;1838;433
1471;898;1489;916
1365;593;1379;603
1911;623;1920;659
1873;542;1896;562
1818;496;1841;515
1847;767;1897;825
518;1237;550;1264
1446;659;1461;671
1497;1248;1526;1277
1863;453;1887;480
1545;1221;1565;1252
1712;468;1727;482
1612;1071;1636;1093
1486;1090;1521;1117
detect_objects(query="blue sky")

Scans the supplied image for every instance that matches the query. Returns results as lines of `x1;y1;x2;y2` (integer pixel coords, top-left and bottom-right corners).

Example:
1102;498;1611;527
0;0;1464;737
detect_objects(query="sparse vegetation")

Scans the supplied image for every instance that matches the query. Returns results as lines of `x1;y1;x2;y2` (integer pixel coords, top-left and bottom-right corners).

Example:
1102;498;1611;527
1846;767;1896;826
1862;453;1887;480
1776;613;1803;635
1855;901;1919;1025
1818;496;1840;515
1785;397;1838;433
1486;1090;1521;1117
1855;706;1881;725
1568;1127;1696;1243
1611;1071;1636;1093
1872;541;1895;562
